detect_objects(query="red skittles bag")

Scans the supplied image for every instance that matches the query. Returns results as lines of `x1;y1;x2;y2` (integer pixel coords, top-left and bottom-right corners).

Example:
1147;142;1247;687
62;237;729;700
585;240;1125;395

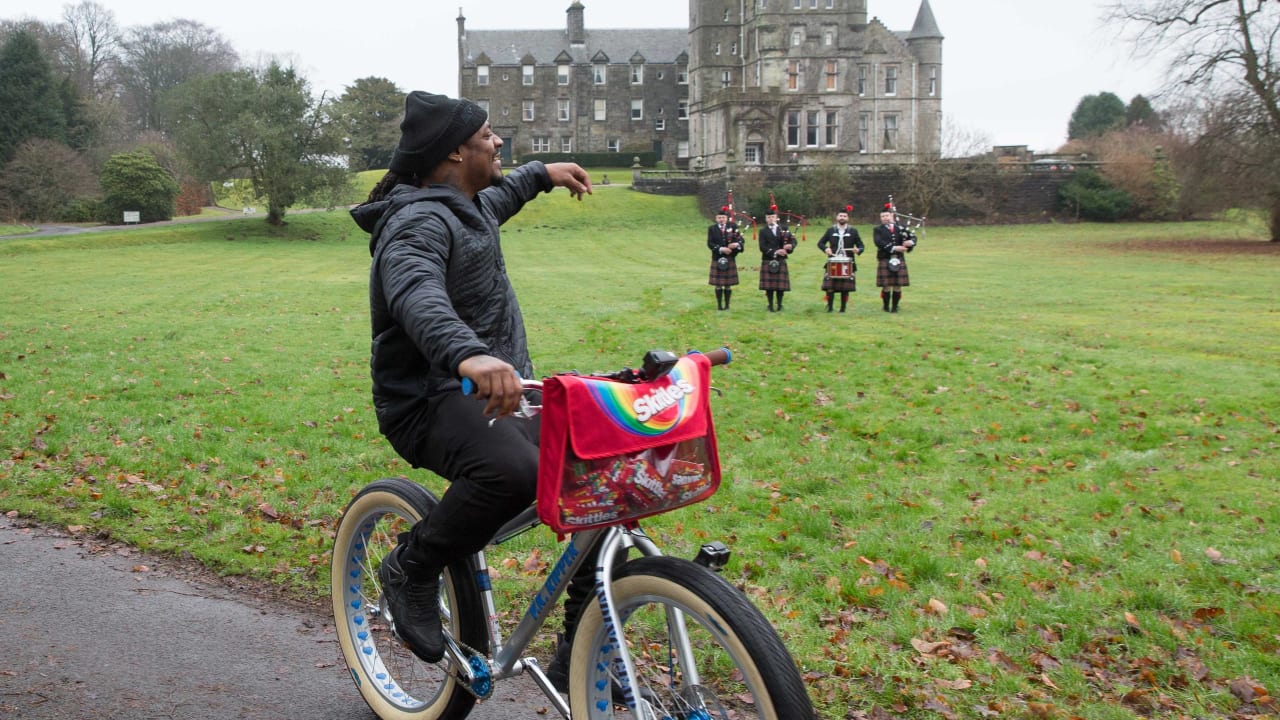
536;353;721;534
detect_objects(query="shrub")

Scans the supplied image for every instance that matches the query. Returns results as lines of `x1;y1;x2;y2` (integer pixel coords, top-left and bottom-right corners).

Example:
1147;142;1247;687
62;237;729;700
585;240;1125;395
0;138;98;222
1058;169;1133;221
99;150;179;223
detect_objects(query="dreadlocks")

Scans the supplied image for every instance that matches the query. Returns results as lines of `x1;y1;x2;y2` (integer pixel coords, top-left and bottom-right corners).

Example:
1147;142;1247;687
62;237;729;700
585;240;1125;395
364;170;422;204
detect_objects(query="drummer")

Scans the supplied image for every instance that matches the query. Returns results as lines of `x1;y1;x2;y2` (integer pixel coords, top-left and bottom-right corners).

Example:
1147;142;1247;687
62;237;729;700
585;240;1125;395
816;204;864;313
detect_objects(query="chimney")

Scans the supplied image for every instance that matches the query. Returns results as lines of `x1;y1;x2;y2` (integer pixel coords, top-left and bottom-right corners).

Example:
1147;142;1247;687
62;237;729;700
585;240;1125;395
567;1;585;46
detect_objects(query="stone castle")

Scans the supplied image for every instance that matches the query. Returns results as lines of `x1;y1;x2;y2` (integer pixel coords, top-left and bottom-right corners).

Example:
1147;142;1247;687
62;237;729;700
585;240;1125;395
457;0;941;169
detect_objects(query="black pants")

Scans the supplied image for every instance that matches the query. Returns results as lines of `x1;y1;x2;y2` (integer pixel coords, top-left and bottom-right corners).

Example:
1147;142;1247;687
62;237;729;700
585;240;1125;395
402;390;601;634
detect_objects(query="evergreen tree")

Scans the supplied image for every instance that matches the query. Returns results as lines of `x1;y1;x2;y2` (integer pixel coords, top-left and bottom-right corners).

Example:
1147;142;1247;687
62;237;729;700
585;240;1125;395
1067;92;1126;140
334;77;403;172
99;150;179;223
0;30;67;162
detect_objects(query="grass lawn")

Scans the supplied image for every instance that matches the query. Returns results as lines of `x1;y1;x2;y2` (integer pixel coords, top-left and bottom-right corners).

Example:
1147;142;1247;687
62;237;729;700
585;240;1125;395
1;188;1277;718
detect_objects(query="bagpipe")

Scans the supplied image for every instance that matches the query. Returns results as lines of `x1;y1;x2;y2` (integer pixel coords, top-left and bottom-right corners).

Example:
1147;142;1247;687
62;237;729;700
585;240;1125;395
768;192;807;244
886;194;925;246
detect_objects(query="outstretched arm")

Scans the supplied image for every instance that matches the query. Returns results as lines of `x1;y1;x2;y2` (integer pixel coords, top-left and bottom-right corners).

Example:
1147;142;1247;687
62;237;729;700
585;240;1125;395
544;162;593;201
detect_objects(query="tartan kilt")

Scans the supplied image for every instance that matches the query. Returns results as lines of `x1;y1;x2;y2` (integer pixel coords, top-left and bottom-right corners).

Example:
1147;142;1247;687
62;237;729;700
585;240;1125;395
758;259;791;291
875;259;910;287
708;257;740;286
821;271;857;292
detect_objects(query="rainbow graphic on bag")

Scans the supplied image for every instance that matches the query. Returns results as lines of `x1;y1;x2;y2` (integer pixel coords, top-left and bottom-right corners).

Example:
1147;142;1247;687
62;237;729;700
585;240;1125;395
581;358;702;437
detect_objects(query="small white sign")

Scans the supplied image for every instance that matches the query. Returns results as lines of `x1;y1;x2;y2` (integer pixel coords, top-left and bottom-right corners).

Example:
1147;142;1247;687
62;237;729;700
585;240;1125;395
122;211;141;224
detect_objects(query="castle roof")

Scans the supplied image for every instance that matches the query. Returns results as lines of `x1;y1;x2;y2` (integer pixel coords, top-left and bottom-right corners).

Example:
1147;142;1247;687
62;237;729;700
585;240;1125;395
908;0;943;40
461;28;689;67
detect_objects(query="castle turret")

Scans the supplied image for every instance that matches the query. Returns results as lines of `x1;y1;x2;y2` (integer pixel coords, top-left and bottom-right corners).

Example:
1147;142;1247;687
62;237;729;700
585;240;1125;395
906;0;943;64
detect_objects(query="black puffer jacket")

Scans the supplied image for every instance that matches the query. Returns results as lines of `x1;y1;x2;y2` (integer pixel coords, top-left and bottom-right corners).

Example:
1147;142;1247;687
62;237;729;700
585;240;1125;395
349;162;553;465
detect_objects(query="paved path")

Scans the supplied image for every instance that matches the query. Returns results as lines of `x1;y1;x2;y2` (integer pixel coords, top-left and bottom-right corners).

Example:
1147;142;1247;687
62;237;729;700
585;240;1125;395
0;516;555;720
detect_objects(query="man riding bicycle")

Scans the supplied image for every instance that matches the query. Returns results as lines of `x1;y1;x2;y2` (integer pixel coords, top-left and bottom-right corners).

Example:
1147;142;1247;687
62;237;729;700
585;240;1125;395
349;90;594;690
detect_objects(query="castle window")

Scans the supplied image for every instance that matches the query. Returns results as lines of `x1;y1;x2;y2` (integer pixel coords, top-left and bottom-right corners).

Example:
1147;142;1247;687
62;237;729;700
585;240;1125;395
787;60;800;91
532;137;550;153
857;65;868;96
791;30;802;46
561;137;573;152
825;110;839;145
826;0;835;7
522;64;534;86
792;0;801;8
825;60;838;91
786;110;801;147
929;67;938;96
557;65;570;85
715;42;721;56
593;63;607;85
885;66;898;95
594;98;607;120
631;99;644;120
677;140;690;158
883;114;899;151
655;118;666;131
608;138;621;152
631;63;644;84
477;65;490;86
557;99;571;121
823;29;834;46
678;68;689;84
522;101;535;121
806;111;819;147
859;113;870;153
722;70;732;87
724;9;731;21
809;0;819;8
731;42;738;55
677;100;689;119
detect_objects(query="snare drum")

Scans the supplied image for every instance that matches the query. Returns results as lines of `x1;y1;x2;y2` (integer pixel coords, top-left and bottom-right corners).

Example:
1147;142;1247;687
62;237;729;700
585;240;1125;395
827;255;852;278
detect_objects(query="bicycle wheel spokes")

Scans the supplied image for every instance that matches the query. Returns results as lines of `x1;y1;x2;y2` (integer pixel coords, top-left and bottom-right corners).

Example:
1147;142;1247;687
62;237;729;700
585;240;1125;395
615;602;761;719
331;478;485;719
574;557;814;720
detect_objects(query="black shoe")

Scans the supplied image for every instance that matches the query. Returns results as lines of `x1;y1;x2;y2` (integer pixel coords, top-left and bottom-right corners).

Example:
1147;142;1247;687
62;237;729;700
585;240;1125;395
379;544;444;662
546;634;631;702
546;634;573;693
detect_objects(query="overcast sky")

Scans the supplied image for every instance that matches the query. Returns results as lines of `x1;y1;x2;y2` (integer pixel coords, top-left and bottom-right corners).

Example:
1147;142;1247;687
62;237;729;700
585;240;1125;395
6;0;1169;153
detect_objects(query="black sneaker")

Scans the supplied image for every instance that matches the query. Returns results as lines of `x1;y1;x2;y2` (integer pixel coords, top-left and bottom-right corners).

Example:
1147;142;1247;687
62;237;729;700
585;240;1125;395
546;633;573;693
379;544;444;663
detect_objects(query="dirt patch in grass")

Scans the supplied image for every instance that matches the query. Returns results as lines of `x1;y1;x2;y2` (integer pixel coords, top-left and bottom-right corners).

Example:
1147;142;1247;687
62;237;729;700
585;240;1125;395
1111;238;1279;255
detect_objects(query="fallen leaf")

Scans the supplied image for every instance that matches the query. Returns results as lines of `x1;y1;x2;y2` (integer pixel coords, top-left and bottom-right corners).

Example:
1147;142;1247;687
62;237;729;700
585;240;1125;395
926;598;948;615
911;637;952;655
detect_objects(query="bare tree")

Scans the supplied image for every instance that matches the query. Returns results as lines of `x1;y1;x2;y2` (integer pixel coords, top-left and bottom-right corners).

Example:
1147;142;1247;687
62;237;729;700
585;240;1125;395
1110;0;1280;239
57;1;119;100
118;19;239;133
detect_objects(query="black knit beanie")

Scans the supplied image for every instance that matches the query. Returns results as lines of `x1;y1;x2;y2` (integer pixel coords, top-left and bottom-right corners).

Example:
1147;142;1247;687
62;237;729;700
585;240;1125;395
388;91;488;177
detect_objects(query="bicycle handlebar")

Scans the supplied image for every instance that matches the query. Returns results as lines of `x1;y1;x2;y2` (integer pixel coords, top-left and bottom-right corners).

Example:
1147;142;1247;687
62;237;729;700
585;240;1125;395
460;347;732;396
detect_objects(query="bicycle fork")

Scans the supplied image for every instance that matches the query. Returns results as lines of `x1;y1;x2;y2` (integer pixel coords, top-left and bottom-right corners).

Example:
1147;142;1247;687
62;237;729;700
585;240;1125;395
594;528;704;719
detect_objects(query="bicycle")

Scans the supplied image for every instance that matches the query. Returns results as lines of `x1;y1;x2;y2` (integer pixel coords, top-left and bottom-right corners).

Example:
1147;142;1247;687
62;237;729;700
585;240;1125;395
330;348;816;719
